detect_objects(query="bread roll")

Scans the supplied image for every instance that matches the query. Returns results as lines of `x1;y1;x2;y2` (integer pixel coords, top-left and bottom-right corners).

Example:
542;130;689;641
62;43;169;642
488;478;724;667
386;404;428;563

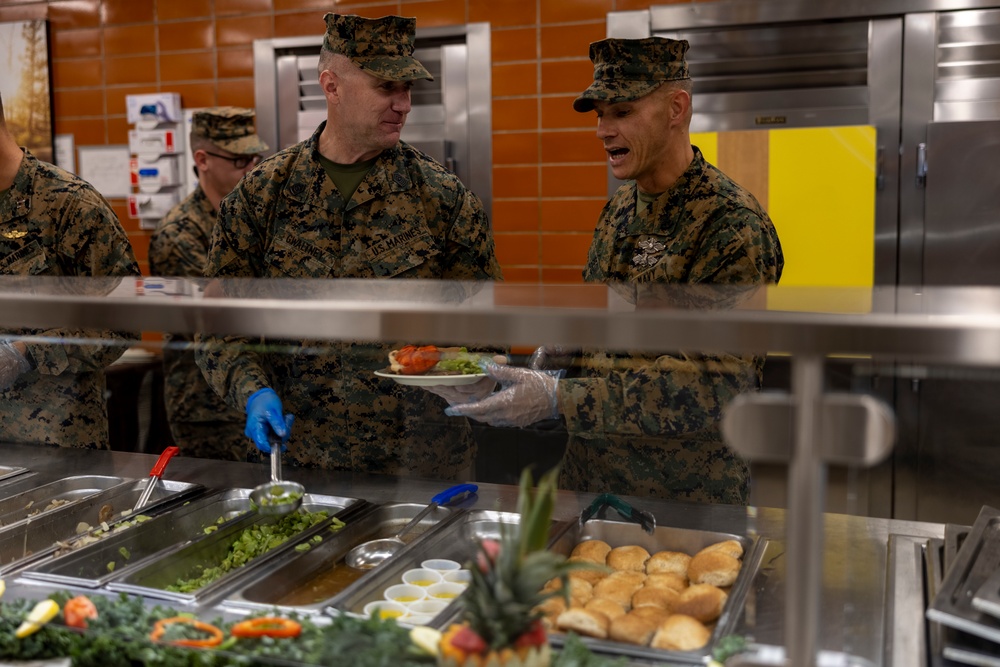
696;539;744;560
556;608;609;639
645;572;688;593
646;550;691;577
568;556;607;586
584;597;626;621
608;611;660;645
571;539;612;563
607;545;650;572
629;605;670;624
542;577;562;593
593;571;646;608
533;596;566;630
568;577;594;607
631;585;680;611
673;583;727;623
650;614;711;651
688;551;740;587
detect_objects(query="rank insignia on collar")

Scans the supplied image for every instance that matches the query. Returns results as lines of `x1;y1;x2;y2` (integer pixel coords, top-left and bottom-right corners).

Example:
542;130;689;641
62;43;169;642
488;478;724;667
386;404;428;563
632;238;665;267
1;230;26;239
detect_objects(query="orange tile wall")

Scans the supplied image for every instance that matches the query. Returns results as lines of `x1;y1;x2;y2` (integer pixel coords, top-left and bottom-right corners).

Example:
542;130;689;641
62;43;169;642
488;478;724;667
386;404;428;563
0;0;673;279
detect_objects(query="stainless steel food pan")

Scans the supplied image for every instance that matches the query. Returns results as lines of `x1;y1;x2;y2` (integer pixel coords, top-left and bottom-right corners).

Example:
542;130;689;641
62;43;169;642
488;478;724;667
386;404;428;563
224;501;453;614
0;479;202;577
0;475;130;530
106;491;363;605
0;465;29;485
543;518;765;664
325;509;534;627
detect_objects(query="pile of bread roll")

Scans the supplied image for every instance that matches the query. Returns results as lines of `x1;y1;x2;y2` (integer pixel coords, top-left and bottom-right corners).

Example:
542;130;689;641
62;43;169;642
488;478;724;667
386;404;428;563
534;538;743;652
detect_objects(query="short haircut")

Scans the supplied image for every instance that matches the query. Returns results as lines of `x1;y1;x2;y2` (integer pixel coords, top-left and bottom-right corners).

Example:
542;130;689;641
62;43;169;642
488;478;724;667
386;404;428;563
188;132;214;157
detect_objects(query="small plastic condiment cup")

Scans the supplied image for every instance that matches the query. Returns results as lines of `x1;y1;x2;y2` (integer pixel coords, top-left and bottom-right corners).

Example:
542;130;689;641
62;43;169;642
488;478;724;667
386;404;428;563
421;558;461;572
402;568;443;587
427;582;466;601
384;583;427;605
363;600;408;621
408;599;449;617
443;569;472;586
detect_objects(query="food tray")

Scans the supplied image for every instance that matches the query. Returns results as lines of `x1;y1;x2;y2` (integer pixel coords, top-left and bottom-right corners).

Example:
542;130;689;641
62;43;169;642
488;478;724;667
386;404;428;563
928;506;1000;645
542;518;764;664
0;475;131;530
0;478;202;576
106;491;364;604
223;501;455;613
325;509;535;627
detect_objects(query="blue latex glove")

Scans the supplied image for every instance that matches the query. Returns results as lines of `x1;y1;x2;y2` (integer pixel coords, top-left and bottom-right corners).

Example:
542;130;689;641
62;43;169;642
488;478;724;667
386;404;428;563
0;341;31;392
245;388;295;454
444;360;564;428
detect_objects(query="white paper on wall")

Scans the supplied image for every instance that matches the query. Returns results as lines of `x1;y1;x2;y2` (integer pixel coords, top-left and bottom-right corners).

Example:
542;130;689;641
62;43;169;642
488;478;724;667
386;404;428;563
77;145;131;199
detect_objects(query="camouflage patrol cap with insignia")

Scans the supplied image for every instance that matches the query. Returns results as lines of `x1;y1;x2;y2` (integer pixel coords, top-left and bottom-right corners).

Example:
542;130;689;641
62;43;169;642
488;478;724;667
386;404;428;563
323;13;433;82
573;37;690;113
191;107;269;155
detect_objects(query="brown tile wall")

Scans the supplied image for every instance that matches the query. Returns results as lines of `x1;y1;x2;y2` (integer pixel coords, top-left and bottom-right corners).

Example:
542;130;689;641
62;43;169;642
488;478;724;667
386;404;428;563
0;0;677;279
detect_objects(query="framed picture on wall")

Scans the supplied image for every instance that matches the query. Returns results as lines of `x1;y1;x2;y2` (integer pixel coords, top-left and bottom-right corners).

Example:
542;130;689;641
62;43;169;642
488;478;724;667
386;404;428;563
0;20;53;163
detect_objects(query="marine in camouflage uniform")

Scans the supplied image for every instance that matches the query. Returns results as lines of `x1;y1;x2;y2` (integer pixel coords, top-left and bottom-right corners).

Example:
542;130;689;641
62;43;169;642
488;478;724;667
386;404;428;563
149;108;268;461
0;124;141;448
196;14;502;476
558;37;784;504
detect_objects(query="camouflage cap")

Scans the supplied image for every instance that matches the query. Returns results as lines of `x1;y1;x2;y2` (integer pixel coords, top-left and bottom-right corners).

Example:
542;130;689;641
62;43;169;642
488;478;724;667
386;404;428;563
573;37;690;113
323;13;433;82
191;107;269;155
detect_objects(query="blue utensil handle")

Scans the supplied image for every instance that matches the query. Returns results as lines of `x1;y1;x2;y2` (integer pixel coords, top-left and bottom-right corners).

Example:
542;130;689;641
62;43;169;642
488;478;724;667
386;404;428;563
432;483;478;506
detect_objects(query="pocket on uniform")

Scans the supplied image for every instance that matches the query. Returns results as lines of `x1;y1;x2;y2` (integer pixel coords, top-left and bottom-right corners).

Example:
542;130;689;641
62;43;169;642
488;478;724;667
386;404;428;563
0;242;49;275
265;236;335;278
367;232;441;277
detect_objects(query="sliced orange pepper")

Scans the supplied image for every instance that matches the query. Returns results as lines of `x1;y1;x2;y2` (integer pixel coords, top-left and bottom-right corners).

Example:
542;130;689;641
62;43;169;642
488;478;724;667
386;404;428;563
395;345;441;375
230;617;302;639
149;616;224;648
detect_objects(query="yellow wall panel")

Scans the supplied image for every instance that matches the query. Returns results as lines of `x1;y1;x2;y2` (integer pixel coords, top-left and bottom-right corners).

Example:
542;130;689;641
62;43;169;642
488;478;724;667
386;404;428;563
767;126;877;288
691;132;718;165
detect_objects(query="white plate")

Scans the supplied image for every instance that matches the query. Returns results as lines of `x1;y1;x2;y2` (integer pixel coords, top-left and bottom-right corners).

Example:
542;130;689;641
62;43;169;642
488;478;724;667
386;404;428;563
374;370;487;386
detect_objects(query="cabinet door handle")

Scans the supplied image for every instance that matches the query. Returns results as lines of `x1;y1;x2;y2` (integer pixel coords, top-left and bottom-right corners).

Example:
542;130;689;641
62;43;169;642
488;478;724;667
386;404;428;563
916;142;928;188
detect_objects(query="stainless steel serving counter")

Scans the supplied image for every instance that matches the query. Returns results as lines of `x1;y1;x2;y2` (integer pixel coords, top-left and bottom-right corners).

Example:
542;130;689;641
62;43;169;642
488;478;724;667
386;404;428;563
0;443;944;666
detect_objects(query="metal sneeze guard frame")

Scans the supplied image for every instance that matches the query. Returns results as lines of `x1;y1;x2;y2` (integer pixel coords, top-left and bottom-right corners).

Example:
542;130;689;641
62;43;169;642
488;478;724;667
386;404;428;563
5;277;1000;665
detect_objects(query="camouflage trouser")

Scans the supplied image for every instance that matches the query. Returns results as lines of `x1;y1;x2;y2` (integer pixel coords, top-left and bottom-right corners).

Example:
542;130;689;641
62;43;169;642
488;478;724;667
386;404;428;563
168;420;248;462
559;433;750;505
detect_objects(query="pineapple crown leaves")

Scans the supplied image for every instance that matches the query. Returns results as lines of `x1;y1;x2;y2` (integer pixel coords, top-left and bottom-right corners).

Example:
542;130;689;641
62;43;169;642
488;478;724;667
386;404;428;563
463;466;601;650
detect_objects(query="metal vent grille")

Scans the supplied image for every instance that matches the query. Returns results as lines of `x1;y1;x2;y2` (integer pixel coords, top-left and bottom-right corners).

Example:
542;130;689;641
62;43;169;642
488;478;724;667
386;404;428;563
656;19;871;130
935;9;1000;121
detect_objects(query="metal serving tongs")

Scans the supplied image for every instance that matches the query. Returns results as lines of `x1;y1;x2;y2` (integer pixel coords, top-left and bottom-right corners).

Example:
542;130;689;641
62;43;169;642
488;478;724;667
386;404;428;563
579;493;656;535
132;446;180;513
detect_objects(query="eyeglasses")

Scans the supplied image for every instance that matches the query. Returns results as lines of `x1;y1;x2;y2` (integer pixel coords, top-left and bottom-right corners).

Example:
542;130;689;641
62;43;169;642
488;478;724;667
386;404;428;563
203;151;260;169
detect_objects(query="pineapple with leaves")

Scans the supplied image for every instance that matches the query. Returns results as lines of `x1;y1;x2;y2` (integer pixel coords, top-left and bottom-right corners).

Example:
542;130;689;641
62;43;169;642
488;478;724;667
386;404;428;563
438;466;593;667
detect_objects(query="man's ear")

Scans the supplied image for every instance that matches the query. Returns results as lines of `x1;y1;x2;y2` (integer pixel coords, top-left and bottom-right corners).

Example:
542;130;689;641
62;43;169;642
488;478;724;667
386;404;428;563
669;88;691;126
320;69;339;105
193;149;209;172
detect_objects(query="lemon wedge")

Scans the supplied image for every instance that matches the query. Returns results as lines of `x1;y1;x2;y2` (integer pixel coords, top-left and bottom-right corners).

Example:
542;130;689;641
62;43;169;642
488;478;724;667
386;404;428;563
16;599;60;638
410;626;442;657
0;579;6;600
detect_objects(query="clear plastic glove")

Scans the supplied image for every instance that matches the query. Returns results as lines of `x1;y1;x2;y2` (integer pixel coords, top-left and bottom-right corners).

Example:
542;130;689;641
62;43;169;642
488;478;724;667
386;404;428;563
244;388;295;454
0;341;31;392
444;360;564;428
424;354;507;406
527;345;577;371
425;376;498;406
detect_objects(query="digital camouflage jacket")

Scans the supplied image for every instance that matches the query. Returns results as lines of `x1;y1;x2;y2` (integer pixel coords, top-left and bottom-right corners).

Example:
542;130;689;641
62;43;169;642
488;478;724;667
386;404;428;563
0;150;140;449
559;147;784;504
197;124;502;476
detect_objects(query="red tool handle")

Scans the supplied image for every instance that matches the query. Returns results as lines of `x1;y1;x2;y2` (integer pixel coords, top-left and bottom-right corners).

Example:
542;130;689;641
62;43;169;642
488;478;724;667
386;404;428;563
149;446;180;478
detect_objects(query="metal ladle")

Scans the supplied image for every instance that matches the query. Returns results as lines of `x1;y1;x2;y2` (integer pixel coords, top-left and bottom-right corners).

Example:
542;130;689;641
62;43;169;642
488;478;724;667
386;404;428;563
346;483;477;570
249;437;304;516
